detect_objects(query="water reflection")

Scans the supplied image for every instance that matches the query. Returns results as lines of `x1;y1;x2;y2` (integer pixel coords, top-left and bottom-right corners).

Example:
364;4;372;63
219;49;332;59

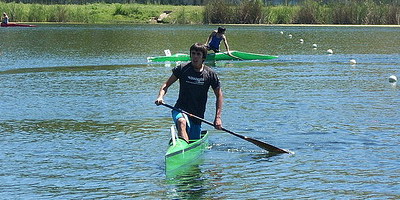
165;158;207;199
0;119;160;135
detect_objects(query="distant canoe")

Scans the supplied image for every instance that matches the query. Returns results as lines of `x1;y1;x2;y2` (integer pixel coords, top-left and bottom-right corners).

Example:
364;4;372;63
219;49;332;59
147;50;278;62
1;23;37;27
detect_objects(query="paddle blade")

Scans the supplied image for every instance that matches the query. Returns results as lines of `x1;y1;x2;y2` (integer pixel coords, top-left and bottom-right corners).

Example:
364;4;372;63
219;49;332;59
221;127;291;154
244;137;292;154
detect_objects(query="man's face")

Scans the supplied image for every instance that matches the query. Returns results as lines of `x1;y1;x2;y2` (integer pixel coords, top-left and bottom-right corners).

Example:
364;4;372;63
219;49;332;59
190;50;204;67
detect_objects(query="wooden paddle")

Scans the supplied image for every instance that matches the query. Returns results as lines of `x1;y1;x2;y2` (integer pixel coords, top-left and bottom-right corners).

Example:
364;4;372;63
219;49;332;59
161;103;291;154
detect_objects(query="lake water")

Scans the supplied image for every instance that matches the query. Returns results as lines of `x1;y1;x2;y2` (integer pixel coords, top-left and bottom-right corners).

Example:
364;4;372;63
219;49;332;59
0;24;399;199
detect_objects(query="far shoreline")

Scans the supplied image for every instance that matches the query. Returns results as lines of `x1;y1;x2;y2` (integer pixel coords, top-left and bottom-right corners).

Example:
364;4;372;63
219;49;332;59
13;22;400;28
2;2;399;25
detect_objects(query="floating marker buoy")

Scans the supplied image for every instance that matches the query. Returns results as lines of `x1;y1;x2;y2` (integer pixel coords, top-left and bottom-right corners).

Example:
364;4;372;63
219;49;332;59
164;49;171;56
327;49;333;54
389;75;397;83
280;31;284;34
312;44;317;48
300;39;304;43
350;59;357;64
288;34;293;39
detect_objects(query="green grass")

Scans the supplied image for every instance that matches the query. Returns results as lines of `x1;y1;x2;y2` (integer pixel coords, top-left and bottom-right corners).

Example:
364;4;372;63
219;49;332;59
0;2;204;24
0;1;398;25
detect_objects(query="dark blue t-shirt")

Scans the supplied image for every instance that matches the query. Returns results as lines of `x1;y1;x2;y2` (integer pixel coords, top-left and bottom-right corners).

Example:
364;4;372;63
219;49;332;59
173;62;221;124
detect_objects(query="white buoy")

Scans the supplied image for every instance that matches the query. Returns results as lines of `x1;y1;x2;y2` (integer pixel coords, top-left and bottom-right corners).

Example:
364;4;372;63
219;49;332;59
288;34;293;39
280;31;284;34
312;44;317;48
327;49;333;54
350;59;357;64
300;39;304;43
389;75;397;83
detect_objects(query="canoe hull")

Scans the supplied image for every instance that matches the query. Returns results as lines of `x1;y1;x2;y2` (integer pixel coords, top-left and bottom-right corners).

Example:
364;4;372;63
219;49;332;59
1;23;37;27
148;51;278;62
165;130;209;171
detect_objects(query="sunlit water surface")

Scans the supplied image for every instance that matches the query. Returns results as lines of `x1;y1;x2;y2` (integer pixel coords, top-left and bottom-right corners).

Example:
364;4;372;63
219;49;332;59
0;24;399;199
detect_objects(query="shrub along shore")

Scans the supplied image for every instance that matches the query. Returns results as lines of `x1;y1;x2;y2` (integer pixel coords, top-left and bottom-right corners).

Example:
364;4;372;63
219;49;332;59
1;0;399;25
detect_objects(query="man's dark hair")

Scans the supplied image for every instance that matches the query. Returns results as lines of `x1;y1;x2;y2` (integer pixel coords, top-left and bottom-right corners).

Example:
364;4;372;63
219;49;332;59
190;43;208;59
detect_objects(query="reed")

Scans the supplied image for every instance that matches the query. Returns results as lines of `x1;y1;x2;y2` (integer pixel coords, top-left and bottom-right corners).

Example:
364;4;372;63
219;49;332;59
327;0;400;25
264;6;298;24
204;0;265;24
237;0;264;24
387;4;400;24
204;0;235;24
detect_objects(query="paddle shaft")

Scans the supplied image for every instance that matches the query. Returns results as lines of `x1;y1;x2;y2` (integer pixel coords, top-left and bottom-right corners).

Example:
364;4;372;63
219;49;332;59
161;103;290;153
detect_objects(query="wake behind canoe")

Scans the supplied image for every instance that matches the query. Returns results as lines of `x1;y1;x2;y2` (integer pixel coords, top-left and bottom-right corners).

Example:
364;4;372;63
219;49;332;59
148;50;278;62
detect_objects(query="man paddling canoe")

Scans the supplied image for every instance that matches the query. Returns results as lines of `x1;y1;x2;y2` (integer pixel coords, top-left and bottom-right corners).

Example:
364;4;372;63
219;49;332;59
1;12;36;27
155;43;223;143
1;12;9;25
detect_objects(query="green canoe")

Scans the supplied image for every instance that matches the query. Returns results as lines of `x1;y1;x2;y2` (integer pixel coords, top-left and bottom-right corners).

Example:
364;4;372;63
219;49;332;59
148;51;278;62
165;126;209;171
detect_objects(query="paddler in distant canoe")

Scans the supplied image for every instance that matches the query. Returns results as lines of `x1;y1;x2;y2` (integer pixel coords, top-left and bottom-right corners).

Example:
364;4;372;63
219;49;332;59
205;27;230;53
155;43;223;143
1;12;9;25
205;27;242;60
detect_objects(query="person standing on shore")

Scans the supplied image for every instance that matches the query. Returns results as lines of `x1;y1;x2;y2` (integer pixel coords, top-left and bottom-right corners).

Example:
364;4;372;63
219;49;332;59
155;43;223;143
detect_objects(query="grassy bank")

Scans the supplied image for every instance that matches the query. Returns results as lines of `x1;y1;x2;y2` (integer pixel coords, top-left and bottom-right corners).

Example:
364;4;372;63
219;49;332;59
1;1;399;25
0;2;203;24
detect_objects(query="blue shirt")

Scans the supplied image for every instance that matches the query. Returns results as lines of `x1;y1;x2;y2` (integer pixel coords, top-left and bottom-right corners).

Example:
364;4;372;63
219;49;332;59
208;34;223;50
2;17;9;24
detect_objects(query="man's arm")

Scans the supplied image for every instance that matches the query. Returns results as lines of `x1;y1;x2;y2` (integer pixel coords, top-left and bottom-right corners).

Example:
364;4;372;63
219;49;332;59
223;36;243;60
155;74;178;105
223;35;231;52
213;87;223;129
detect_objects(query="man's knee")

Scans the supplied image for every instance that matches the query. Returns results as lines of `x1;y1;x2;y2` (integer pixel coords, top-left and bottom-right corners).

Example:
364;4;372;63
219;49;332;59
177;117;186;123
177;117;186;126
